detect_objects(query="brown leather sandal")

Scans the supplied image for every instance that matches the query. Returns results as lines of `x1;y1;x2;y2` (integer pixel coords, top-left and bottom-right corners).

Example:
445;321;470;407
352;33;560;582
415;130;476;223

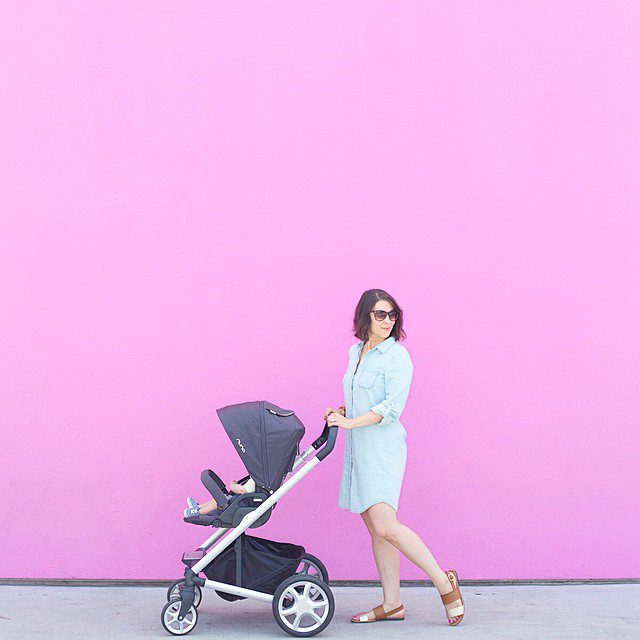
440;569;465;626
351;603;405;623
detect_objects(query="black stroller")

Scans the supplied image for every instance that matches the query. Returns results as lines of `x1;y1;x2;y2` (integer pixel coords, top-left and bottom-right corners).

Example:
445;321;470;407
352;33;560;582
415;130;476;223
162;400;338;637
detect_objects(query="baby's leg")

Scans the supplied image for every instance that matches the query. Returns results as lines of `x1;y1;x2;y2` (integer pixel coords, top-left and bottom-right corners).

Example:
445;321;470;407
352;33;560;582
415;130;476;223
198;498;220;515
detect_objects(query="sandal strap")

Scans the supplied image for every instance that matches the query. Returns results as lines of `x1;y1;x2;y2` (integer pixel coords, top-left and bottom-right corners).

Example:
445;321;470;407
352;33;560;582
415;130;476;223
441;586;461;605
372;604;404;620
447;604;465;617
384;604;404;617
372;605;385;620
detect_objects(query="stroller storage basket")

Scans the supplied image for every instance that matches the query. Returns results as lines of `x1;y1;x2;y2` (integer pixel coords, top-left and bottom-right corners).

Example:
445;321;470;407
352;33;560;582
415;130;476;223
203;533;306;602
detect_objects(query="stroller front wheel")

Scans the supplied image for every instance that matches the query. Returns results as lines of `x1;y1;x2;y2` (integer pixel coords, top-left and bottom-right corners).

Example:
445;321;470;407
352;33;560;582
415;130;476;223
166;580;202;607
272;575;334;637
161;597;198;636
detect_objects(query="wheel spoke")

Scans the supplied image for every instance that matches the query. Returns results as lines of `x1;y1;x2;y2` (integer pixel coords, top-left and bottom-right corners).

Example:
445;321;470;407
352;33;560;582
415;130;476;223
281;601;297;615
310;597;328;608
292;613;303;630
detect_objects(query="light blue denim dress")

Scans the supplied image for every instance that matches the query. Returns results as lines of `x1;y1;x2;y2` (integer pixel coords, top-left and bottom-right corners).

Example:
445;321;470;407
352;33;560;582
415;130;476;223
338;336;414;514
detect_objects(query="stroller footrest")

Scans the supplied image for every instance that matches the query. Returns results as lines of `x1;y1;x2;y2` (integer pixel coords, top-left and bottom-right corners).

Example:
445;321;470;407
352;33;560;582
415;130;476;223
183;513;222;527
182;548;207;567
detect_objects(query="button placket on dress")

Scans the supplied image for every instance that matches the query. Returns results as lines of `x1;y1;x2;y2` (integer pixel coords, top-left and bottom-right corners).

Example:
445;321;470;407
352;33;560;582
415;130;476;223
348;344;373;507
342;359;355;499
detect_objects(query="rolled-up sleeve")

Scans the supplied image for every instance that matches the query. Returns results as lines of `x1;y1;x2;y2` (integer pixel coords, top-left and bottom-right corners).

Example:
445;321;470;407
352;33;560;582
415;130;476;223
370;349;413;427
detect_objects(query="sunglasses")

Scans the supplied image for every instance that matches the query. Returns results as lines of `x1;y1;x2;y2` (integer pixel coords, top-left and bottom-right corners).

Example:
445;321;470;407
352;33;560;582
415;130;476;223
371;310;399;322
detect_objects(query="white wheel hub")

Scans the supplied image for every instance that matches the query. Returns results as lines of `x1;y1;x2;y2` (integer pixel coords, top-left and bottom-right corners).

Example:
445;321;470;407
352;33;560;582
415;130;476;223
162;599;197;636
278;581;329;632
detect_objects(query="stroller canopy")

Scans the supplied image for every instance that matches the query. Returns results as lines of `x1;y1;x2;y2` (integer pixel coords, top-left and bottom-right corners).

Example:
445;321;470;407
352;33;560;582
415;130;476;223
216;400;305;493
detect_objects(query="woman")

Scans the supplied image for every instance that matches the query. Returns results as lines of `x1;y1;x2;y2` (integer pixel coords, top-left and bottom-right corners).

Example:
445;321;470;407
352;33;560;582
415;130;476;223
325;289;465;625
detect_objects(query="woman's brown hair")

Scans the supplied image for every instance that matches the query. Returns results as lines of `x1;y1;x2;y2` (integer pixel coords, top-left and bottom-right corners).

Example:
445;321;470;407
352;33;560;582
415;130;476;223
353;289;406;342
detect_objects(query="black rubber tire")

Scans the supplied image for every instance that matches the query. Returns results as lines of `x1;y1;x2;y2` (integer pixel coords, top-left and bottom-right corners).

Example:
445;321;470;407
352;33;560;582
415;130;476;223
272;575;334;637
296;554;329;584
166;580;202;607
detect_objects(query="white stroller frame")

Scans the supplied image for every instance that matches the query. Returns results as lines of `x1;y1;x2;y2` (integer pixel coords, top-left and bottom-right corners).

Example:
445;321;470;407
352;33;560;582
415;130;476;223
162;422;338;637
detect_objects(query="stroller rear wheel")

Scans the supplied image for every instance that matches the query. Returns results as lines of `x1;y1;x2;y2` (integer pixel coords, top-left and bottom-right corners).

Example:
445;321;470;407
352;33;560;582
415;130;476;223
166;580;202;607
272;575;334;637
161;597;198;635
296;554;329;584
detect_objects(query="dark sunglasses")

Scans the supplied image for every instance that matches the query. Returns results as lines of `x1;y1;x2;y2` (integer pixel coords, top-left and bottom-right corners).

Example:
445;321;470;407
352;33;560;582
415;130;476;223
371;310;399;322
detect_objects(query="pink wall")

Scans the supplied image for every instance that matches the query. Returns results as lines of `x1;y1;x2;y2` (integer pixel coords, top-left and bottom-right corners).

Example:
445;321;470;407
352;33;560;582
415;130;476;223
1;2;639;580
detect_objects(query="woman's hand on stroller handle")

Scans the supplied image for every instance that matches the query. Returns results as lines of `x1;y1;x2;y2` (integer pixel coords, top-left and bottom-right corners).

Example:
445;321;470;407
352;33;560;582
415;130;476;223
325;404;348;430
326;412;350;429
324;405;346;420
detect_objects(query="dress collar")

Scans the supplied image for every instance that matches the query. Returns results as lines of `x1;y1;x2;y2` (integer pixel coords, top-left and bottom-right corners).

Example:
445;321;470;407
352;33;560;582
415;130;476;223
357;336;396;354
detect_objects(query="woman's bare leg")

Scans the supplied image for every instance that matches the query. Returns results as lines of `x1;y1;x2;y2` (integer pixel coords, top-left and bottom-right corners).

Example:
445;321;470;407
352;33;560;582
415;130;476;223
352;511;404;621
362;512;402;609
365;503;463;624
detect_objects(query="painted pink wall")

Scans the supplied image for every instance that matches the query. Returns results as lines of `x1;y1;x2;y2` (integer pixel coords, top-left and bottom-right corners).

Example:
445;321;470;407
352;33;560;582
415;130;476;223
1;2;639;581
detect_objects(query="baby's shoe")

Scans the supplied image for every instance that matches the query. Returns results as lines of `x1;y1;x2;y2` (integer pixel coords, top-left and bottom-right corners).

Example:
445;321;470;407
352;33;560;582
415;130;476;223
186;497;198;510
184;507;200;518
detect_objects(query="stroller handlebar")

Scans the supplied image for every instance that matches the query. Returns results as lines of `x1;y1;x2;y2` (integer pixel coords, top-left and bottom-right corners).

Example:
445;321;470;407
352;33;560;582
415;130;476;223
312;423;338;461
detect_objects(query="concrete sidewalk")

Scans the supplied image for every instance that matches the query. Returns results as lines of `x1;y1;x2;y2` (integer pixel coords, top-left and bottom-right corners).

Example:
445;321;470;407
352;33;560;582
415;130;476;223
0;584;638;639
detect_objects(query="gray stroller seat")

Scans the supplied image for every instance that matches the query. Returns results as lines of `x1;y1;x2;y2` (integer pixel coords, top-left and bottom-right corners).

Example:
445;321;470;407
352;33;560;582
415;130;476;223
183;401;305;530
184;470;274;529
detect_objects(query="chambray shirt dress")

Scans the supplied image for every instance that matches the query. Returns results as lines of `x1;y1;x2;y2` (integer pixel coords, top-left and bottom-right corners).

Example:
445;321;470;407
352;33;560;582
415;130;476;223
338;336;414;514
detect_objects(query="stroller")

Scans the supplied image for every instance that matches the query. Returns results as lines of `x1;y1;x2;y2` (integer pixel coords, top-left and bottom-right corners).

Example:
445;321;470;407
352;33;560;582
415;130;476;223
161;400;338;637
